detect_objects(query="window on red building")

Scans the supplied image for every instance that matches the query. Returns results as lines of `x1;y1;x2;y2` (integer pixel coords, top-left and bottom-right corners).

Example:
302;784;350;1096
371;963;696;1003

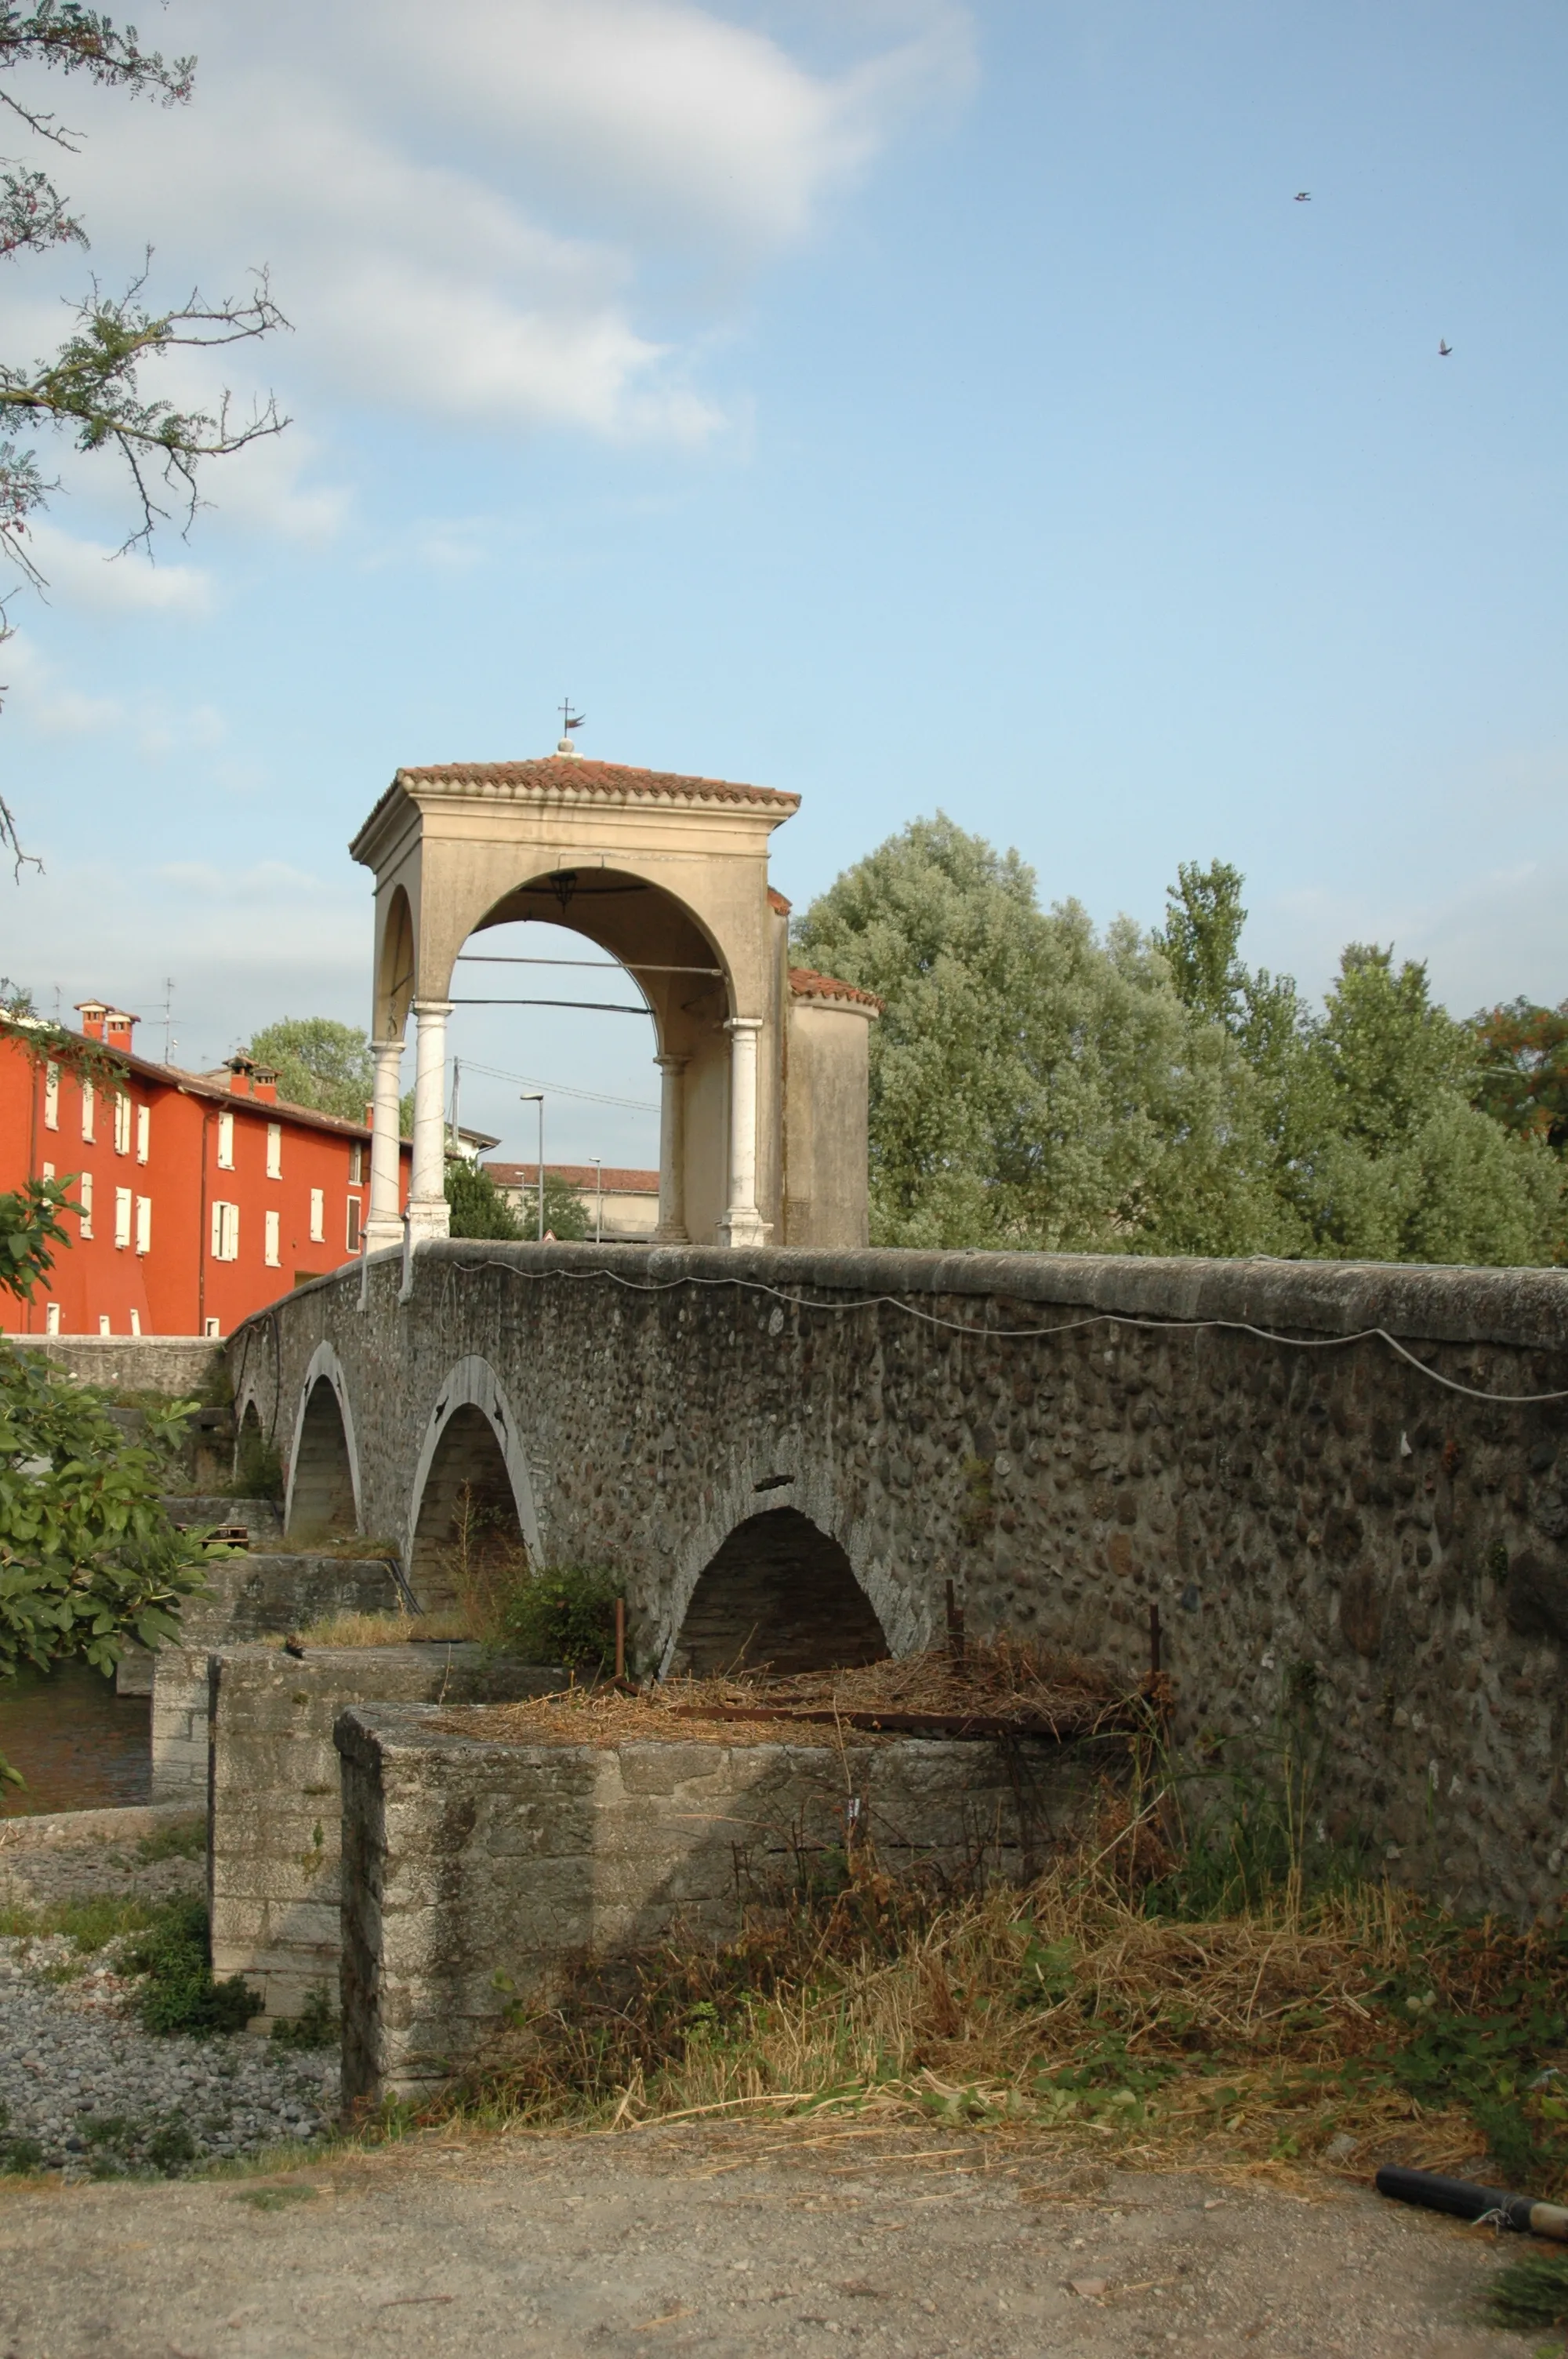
79;1171;94;1238
136;1196;151;1256
212;1201;239;1261
114;1187;132;1249
267;1122;281;1180
309;1188;325;1242
346;1198;361;1253
81;1083;95;1143
349;1142;365;1183
217;1110;234;1170
114;1093;132;1155
44;1063;59;1130
265;1209;281;1267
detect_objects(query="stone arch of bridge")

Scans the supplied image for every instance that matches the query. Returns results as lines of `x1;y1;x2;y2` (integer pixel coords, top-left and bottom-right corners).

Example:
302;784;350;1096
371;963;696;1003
662;1494;893;1678
405;1356;541;1610
285;1341;362;1539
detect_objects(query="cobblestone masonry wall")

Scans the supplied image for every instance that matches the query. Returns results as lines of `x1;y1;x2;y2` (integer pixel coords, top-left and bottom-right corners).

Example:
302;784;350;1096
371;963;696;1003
208;1647;564;2021
336;1703;1106;2106
233;1244;1568;1918
151;1554;404;1801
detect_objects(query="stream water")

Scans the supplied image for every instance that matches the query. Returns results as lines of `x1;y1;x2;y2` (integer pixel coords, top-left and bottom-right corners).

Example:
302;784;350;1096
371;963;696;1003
0;1660;152;1816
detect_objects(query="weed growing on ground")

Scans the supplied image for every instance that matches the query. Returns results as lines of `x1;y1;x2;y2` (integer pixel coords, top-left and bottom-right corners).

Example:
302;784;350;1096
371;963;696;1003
1485;2248;1568;2332
270;1989;336;2050
134;1813;206;1864
0;1894;162;1948
0;2100;44;2175
233;2182;317;2211
286;1608;473;1648
121;1898;260;2036
497;1563;620;1672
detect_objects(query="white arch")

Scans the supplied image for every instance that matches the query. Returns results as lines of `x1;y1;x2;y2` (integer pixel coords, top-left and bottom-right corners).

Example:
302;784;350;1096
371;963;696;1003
284;1339;364;1534
655;1442;916;1675
405;1354;542;1567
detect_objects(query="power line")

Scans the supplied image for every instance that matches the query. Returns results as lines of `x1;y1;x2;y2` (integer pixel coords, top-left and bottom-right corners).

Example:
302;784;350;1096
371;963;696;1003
454;1056;658;1114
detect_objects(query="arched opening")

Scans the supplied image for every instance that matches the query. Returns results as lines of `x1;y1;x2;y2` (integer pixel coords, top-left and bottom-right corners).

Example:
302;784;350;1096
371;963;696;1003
408;1404;525;1612
375;882;416;1040
286;1378;357;1541
673;1508;888;1676
234;1398;281;1503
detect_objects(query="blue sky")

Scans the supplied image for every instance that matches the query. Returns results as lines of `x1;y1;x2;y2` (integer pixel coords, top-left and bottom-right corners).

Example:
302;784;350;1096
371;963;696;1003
3;0;1564;1170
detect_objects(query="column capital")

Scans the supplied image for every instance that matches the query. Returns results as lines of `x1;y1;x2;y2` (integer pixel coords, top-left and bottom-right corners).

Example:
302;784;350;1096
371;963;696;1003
655;1051;689;1071
724;1014;764;1036
412;998;454;1019
370;1035;404;1056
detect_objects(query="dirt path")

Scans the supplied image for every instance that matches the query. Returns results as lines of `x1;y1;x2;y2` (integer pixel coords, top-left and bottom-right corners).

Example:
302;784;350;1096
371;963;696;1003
0;2123;1532;2359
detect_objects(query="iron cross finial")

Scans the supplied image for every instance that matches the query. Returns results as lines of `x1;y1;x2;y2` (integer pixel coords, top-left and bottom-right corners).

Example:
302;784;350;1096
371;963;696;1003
560;700;585;736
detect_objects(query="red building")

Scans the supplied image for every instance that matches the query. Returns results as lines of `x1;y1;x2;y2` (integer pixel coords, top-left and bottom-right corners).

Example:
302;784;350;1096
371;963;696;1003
1;1001;411;1339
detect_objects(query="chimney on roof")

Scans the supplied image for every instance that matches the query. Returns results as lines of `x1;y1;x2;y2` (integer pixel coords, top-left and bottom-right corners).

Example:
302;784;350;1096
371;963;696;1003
251;1064;278;1103
227;1053;255;1098
75;1000;109;1041
103;1008;139;1052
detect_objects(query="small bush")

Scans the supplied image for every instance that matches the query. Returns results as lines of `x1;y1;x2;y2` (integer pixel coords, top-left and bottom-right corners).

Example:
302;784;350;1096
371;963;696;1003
233;1424;284;1502
270;1988;337;2050
499;1563;620;1672
135;1814;206;1864
1485;2248;1568;2331
122;1899;260;2036
0;2102;44;2176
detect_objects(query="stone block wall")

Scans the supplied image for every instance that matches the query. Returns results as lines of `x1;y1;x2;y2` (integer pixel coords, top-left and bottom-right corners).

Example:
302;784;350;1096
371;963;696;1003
150;1553;405;1801
208;1646;564;2021
336;1702;1109;2106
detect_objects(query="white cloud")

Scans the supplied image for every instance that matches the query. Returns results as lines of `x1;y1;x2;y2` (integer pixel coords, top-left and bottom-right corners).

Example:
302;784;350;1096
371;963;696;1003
20;522;213;616
4;1;972;446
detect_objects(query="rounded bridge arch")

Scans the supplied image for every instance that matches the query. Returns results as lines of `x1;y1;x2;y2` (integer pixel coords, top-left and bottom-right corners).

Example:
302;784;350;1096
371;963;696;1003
405;1356;541;1608
285;1342;362;1539
657;1450;912;1677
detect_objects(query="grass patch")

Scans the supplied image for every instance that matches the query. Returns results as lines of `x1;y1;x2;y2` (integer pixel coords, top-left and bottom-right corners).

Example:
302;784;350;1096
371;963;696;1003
282;1608;473;1649
121;1898;260;2036
233;2182;317;2212
135;1812;206;1863
285;1529;405;1561
0;1894;164;1949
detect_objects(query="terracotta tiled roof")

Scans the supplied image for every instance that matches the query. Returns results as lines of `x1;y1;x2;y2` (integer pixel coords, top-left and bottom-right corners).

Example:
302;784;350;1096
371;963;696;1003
393;756;798;812
788;966;883;1013
0;1016;389;1143
767;886;793;915
486;1162;659;1194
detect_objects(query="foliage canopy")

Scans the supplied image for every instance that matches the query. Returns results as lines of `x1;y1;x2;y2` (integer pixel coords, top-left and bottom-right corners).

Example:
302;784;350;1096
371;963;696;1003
796;816;1563;1267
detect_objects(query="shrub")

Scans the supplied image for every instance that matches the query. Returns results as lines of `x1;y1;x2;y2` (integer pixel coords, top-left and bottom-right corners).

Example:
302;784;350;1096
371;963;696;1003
270;1988;337;2050
122;1899;259;2036
499;1563;620;1672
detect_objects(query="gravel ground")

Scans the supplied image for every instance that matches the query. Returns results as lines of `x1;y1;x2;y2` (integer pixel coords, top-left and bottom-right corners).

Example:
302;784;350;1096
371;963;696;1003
0;1827;337;2179
0;2123;1534;2358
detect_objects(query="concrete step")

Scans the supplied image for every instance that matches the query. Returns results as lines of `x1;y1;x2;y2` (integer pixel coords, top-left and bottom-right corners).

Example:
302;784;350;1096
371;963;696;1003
161;1494;285;1542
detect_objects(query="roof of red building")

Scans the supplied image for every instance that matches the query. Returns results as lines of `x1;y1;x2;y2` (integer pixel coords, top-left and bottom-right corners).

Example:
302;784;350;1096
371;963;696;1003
1;1016;383;1143
788;966;884;1012
389;755;799;812
486;1162;659;1194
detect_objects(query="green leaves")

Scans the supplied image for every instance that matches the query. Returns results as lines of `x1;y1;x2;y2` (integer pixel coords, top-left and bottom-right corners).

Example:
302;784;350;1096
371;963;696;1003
0;1339;211;1697
0;1172;78;1301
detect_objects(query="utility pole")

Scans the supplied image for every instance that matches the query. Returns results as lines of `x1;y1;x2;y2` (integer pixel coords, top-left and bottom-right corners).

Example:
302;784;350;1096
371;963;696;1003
592;1156;604;1244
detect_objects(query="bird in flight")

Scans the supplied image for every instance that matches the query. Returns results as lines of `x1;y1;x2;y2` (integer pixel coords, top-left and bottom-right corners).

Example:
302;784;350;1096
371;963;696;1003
1438;340;1453;356
1294;190;1311;202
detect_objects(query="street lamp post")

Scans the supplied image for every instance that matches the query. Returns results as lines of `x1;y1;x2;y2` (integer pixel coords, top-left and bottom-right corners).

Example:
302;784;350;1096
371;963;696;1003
519;1092;544;1240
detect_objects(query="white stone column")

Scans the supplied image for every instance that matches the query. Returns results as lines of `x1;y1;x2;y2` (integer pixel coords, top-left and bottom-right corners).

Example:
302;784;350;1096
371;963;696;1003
405;999;452;1245
652;1054;688;1244
718;1016;769;1248
365;1037;405;1253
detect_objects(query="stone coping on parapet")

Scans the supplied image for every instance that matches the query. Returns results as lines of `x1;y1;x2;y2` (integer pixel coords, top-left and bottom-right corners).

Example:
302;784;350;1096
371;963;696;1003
304;1238;1568;1357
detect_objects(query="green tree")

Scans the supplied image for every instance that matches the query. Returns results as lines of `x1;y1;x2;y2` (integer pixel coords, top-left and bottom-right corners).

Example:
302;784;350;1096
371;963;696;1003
1298;948;1562;1264
244;1020;374;1125
796;815;1290;1256
1472;998;1568;1152
445;1160;522;1239
0;1191;212;1790
1;4;286;871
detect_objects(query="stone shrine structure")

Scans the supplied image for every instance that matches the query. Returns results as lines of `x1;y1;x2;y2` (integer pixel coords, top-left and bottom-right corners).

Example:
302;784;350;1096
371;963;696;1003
348;743;880;1255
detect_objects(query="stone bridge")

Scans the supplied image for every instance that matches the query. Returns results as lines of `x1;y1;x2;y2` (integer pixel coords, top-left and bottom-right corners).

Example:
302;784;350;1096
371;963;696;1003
229;1241;1568;1916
